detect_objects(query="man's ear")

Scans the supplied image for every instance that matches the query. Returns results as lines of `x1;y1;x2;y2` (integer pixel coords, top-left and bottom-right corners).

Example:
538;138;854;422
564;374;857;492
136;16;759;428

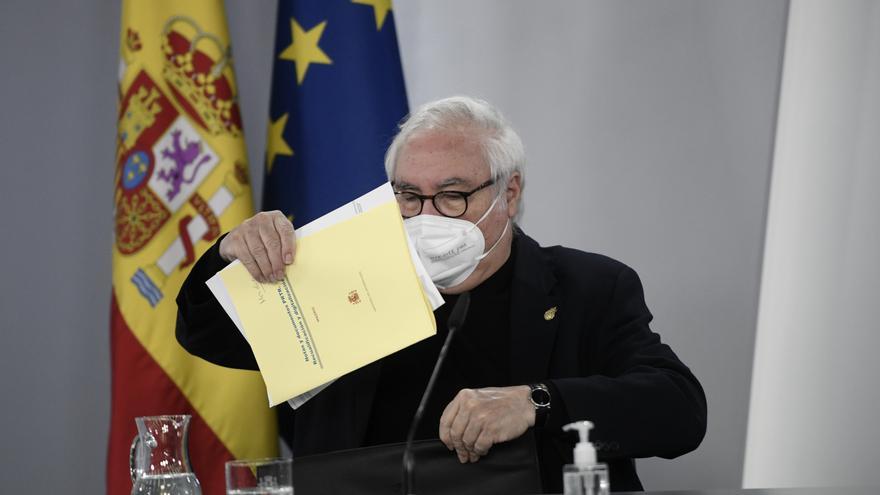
505;172;522;219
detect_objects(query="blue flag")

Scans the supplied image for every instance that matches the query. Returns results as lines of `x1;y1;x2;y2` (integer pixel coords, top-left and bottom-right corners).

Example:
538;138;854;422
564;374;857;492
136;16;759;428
263;0;409;224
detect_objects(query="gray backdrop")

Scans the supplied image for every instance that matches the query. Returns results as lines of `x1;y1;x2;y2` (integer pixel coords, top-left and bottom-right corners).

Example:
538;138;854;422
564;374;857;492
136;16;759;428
0;1;787;492
745;0;880;488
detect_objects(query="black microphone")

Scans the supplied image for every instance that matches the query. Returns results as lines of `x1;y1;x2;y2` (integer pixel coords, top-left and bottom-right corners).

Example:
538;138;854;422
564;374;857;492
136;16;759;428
402;291;471;495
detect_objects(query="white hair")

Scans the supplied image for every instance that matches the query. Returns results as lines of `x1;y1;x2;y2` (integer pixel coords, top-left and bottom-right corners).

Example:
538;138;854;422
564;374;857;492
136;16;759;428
384;96;526;207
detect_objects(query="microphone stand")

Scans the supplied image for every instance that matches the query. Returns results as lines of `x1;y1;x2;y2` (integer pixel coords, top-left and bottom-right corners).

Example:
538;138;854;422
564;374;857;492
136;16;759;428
402;291;471;495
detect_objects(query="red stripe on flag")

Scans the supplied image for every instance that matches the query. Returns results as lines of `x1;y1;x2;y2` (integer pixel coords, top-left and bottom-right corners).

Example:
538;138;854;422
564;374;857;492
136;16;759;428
107;294;233;495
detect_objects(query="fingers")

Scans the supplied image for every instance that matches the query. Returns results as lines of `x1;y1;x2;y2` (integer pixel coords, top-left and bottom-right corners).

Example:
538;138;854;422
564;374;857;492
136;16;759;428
236;245;262;282
449;403;472;463
441;389;480;463
244;228;274;282
473;429;494;458
258;219;285;281
273;214;296;265
218;211;296;283
461;414;485;463
439;396;460;451
439;386;533;464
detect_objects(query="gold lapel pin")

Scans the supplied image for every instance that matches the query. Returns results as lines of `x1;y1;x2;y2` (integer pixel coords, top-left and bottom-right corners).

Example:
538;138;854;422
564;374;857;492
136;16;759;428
544;306;557;321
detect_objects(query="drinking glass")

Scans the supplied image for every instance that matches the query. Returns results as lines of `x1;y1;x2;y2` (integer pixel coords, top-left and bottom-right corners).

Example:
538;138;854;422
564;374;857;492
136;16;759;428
225;458;293;495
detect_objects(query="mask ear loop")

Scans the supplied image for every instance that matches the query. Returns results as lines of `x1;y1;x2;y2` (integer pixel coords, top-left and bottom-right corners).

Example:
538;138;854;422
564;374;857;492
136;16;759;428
471;185;510;260
476;218;510;262
470;191;503;231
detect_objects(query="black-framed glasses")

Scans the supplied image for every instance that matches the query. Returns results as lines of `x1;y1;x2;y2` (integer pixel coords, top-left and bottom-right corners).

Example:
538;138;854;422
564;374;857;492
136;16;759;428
394;179;496;218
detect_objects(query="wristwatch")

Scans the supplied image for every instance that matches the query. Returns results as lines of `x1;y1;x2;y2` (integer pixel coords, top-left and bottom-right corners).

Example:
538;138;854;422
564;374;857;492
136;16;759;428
528;383;551;427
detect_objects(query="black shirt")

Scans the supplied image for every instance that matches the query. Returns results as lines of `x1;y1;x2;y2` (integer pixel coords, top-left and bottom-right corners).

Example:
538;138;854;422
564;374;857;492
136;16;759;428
364;244;516;445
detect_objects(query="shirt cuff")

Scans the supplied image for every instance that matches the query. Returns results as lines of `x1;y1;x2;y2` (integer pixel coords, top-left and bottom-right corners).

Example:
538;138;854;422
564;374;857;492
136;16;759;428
542;380;570;432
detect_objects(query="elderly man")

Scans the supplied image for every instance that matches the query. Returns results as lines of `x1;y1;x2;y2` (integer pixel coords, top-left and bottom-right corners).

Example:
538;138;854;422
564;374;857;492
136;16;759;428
176;96;706;492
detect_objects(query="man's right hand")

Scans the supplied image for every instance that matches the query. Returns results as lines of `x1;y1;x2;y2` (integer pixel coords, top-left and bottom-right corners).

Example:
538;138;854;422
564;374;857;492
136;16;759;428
219;210;296;283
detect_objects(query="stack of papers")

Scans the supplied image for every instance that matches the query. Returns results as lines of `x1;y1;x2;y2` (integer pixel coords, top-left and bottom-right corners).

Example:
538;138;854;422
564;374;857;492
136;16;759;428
207;183;443;407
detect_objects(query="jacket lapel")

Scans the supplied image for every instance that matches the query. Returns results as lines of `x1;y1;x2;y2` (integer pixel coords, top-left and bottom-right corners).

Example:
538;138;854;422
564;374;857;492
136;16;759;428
508;231;560;384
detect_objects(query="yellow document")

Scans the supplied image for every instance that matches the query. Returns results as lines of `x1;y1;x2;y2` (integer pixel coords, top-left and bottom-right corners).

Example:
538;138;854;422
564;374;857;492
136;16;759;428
219;200;436;406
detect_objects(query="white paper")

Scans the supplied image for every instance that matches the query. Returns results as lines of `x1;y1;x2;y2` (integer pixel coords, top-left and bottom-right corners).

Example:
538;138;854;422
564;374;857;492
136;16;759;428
206;182;443;409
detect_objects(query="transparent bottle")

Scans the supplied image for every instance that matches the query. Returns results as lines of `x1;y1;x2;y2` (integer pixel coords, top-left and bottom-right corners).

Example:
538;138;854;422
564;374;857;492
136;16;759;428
562;421;609;495
563;462;609;495
129;414;202;495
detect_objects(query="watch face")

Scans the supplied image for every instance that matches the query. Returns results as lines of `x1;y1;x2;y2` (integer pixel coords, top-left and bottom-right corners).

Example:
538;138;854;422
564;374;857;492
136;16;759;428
531;385;551;408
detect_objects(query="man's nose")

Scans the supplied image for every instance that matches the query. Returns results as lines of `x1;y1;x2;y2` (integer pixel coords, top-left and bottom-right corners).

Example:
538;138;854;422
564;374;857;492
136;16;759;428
420;198;443;216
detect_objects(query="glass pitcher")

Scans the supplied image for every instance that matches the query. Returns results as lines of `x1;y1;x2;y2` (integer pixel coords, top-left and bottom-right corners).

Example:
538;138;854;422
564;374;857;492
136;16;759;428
129;414;202;495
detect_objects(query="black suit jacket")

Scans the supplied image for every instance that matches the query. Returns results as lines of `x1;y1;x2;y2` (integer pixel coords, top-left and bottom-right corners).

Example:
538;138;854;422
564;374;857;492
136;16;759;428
176;229;707;492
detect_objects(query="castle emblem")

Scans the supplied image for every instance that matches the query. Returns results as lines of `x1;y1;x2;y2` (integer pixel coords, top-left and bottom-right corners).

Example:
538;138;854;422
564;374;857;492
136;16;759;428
115;71;176;255
119;85;161;153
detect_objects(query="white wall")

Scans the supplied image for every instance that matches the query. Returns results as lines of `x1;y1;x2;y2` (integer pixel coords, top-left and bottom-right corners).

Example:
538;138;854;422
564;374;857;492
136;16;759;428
0;1;789;491
744;0;880;488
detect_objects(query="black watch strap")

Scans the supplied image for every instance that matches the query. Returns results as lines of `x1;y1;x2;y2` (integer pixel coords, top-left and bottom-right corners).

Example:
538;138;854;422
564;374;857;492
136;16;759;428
528;383;551;427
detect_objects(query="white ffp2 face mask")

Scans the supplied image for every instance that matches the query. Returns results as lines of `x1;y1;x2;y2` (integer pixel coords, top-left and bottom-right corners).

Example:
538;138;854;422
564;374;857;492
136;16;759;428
404;194;510;289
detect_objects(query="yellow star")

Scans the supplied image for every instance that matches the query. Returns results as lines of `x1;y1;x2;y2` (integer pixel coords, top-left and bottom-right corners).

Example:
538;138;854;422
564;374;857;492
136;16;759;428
266;113;294;173
279;19;332;85
352;0;393;30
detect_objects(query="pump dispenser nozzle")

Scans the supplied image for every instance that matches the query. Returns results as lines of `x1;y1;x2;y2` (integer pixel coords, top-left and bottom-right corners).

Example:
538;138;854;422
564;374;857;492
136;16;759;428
563;420;597;467
562;420;608;495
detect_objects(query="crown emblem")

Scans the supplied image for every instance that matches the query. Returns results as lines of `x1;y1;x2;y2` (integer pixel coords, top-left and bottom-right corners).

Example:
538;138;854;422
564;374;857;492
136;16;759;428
161;16;242;137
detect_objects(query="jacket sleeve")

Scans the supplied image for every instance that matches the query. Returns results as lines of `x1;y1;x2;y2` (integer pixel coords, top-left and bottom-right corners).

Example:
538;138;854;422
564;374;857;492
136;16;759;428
175;236;259;371
549;265;707;460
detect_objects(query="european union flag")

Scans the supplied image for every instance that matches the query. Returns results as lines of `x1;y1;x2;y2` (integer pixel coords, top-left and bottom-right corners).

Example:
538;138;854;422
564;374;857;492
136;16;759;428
263;0;409;225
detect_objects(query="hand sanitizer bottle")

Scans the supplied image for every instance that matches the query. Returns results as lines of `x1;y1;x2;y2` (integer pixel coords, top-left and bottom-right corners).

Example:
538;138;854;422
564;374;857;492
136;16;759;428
562;421;609;495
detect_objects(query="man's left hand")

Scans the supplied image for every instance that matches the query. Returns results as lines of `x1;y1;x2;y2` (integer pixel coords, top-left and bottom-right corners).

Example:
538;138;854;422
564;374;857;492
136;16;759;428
439;385;535;463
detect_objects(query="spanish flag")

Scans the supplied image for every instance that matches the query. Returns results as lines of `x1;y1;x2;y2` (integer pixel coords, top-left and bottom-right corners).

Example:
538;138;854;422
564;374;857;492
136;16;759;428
108;2;277;493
